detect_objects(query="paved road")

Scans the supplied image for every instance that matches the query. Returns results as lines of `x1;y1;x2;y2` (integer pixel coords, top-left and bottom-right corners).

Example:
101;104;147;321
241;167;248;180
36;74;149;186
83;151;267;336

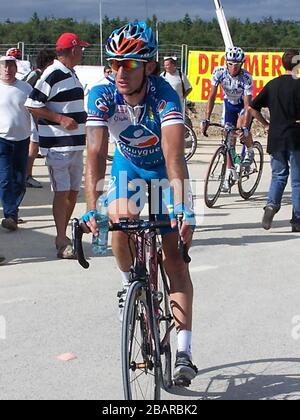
1;138;300;400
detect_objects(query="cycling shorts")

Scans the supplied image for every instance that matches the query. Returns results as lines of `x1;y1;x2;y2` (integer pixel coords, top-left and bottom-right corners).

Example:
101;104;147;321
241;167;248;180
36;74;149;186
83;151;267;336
107;149;176;235
222;99;244;127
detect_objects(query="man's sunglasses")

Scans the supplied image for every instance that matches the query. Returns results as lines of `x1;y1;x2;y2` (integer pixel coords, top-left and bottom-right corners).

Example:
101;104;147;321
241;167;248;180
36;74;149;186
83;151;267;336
227;62;242;66
110;59;145;72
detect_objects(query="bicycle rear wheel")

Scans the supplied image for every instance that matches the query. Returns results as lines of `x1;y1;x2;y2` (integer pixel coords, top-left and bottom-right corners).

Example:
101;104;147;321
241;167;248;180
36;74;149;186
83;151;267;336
238;141;264;200
122;281;161;400
184;124;198;162
204;146;227;208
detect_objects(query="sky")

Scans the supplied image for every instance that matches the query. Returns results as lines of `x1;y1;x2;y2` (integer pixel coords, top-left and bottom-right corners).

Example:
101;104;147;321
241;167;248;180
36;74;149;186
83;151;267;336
0;0;299;23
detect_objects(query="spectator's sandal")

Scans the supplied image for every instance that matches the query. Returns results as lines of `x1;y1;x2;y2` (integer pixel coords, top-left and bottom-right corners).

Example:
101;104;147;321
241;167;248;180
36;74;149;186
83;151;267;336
57;244;76;259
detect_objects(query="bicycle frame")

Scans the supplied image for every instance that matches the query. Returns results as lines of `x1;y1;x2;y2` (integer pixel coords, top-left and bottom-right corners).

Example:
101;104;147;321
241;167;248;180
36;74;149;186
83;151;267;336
72;186;191;399
204;122;264;207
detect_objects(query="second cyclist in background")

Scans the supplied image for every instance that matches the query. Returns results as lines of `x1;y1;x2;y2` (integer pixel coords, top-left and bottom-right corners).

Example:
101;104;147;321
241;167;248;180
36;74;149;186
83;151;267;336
201;47;254;191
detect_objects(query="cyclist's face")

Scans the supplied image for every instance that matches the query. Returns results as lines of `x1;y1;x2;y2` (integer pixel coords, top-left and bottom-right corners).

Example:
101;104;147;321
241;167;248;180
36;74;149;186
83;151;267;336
227;61;242;76
113;60;149;96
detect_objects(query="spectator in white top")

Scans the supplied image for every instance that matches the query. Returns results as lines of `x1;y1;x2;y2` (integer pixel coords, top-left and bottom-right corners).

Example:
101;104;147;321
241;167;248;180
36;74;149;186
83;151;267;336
161;56;192;110
6;47;31;80
84;64;114;111
0;55;33;232
26;32;90;259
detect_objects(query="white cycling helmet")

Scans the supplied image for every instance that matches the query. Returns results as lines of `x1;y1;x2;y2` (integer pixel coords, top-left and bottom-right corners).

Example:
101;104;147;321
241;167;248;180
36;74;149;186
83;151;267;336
225;46;245;63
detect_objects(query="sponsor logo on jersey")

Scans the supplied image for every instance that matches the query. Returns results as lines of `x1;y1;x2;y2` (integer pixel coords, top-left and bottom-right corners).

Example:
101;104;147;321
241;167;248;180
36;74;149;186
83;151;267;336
95;99;109;113
119;126;159;148
158;100;167;114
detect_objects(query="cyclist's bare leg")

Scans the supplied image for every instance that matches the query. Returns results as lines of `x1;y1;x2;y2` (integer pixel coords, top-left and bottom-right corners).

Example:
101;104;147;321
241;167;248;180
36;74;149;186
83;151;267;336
109;198;137;272
162;232;193;332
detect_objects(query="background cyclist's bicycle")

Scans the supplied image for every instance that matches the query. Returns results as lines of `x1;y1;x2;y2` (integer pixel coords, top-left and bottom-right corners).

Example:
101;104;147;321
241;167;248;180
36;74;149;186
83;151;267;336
204;123;264;208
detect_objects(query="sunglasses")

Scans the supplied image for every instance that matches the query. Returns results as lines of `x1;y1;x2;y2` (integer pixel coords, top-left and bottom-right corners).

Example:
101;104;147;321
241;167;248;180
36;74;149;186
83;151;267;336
111;59;145;72
227;62;242;66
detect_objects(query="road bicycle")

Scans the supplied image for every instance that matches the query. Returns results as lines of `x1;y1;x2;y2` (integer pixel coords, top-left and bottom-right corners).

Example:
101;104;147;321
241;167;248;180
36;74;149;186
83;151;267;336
204;123;264;208
72;186;191;400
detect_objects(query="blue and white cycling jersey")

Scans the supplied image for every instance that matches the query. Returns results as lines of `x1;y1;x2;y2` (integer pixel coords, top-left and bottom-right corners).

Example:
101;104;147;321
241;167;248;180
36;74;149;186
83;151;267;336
86;75;184;169
212;66;253;105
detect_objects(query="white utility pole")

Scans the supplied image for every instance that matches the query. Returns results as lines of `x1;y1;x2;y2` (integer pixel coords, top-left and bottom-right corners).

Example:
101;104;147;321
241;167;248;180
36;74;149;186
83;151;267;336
213;0;234;49
99;0;103;65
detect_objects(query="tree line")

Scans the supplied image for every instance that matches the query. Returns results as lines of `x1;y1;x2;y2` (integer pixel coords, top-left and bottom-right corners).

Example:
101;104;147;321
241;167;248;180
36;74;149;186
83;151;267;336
0;13;299;50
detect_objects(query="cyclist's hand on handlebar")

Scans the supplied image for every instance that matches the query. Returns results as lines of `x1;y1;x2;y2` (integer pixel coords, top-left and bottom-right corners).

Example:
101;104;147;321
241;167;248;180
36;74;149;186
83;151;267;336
80;209;98;235
179;221;194;246
200;119;210;137
169;204;196;244
239;127;250;142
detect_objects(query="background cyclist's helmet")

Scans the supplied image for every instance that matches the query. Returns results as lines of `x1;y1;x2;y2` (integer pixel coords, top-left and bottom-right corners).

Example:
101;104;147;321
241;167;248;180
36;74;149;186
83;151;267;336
225;46;245;63
6;48;22;60
105;20;158;61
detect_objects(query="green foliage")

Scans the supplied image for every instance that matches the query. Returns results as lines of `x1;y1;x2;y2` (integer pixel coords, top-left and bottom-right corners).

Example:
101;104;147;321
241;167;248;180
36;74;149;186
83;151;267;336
0;13;299;51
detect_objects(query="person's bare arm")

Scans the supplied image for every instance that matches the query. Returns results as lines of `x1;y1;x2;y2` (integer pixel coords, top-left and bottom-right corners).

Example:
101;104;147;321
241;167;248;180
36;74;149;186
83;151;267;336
248;106;269;130
201;85;218;136
205;85;218;120
85;126;109;210
81;126;109;234
242;95;254;128
26;106;78;130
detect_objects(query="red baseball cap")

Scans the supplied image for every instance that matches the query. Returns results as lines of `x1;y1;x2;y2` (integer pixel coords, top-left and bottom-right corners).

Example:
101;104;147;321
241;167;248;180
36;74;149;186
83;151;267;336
56;32;90;51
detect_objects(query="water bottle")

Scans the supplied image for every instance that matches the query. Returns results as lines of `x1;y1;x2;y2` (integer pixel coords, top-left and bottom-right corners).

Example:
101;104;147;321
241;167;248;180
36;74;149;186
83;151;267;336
233;152;241;176
229;148;239;181
92;194;109;256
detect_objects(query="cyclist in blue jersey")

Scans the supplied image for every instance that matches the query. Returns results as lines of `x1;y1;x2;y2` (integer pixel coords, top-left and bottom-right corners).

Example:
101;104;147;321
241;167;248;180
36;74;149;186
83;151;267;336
201;47;255;191
80;21;198;383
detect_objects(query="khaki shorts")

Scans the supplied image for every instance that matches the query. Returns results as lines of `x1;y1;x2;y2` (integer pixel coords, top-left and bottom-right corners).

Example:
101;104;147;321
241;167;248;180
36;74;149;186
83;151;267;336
46;150;84;192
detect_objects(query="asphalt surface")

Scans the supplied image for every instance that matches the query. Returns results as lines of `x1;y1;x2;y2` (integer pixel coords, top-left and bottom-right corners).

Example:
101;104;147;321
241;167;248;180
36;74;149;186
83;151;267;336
1;137;300;401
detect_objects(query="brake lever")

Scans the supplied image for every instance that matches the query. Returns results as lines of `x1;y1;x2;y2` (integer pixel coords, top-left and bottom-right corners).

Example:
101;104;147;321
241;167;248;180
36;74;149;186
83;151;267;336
176;214;192;264
72;218;89;269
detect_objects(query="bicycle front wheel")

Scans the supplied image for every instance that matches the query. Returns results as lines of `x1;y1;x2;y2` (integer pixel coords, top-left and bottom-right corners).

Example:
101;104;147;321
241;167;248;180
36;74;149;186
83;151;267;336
184;124;198;162
238;141;264;200
122;281;161;400
204;146;227;208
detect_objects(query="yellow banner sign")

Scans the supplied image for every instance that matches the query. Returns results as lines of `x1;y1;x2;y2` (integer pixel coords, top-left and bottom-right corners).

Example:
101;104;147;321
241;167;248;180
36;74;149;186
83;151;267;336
188;51;285;103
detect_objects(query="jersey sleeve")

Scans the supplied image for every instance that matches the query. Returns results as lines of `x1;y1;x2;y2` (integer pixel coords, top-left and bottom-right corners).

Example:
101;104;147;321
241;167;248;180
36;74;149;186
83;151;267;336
156;78;184;127
244;72;253;97
86;84;115;127
211;67;223;87
25;73;51;109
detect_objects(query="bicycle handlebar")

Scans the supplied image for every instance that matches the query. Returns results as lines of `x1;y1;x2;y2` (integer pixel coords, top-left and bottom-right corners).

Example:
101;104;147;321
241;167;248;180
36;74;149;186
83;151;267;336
72;216;191;269
208;122;243;133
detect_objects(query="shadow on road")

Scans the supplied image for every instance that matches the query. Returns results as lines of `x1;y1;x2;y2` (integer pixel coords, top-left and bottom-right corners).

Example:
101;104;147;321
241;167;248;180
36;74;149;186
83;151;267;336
167;358;300;400
192;233;298;247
